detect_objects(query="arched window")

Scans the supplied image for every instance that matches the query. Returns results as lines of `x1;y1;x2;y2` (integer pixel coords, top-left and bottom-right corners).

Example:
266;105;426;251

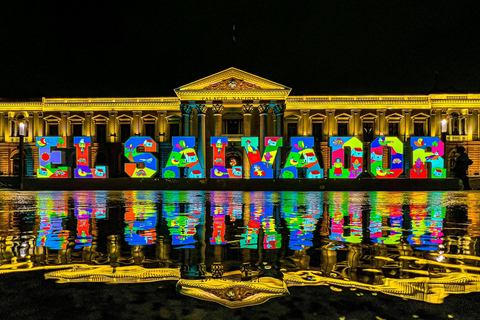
10;151;26;176
226;150;242;168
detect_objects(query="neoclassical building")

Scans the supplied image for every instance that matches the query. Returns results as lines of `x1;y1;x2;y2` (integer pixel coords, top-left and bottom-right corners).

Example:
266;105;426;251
0;68;479;178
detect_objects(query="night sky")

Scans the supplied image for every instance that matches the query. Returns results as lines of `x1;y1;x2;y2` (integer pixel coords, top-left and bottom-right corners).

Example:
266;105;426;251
1;1;479;98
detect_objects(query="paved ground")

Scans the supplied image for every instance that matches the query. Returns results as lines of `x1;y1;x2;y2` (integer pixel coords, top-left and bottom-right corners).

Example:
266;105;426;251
0;271;477;320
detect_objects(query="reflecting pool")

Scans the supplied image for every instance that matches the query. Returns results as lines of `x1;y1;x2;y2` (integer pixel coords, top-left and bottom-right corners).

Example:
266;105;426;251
1;190;480;310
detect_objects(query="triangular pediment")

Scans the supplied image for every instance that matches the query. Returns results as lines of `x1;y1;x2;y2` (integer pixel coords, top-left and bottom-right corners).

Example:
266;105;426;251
174;68;291;101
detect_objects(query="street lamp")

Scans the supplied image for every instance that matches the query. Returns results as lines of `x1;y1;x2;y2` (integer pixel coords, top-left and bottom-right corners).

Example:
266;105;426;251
17;117;26;190
441;119;447;132
441;119;447;143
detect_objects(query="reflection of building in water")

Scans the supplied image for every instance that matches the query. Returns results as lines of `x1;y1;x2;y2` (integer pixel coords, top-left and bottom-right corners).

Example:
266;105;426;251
5;190;480;308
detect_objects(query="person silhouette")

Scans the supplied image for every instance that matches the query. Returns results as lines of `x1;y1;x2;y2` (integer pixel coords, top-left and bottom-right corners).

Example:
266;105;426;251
453;146;473;190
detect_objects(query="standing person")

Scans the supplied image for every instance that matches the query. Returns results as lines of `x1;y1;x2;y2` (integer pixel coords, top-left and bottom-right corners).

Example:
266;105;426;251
453;146;473;190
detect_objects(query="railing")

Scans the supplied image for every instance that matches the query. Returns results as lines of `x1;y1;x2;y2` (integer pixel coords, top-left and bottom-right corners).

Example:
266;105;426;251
446;135;468;142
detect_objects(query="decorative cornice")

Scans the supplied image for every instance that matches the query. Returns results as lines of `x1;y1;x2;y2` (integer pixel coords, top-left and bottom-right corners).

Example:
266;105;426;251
204;78;261;90
176;67;290;91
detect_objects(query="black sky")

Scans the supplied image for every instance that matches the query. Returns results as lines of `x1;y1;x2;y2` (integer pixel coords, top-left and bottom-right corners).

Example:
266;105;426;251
1;1;480;98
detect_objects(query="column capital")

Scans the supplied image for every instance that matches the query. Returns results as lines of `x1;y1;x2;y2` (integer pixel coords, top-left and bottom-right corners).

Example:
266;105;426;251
242;104;254;114
180;104;193;116
196;104;208;115
212;103;224;115
60;111;70;117
108;110;118;116
273;103;287;116
258;103;269;115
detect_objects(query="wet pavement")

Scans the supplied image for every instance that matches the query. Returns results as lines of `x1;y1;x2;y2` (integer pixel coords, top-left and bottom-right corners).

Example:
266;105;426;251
1;190;480;319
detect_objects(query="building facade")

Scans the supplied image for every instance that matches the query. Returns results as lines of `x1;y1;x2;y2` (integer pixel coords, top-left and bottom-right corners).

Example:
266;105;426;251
0;68;479;178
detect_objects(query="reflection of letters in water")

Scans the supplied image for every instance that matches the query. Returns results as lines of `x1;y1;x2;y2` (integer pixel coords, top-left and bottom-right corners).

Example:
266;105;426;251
2;190;480;308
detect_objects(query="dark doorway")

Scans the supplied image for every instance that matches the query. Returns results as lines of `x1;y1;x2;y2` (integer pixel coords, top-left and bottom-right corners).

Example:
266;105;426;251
12;153;26;176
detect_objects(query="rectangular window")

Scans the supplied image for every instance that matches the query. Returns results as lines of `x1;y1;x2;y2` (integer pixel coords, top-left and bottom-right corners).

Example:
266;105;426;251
169;123;179;140
145;123;156;139
223;120;243;134
120;123;130;143
96;124;107;143
363;122;374;142
338;123;348;136
312;122;323;142
72;124;83;137
49;124;59;136
414;122;424;136
287;123;298;144
388;122;399;136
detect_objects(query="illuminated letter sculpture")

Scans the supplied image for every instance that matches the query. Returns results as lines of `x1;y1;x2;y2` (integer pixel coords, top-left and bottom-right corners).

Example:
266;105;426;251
36;136;69;178
281;137;323;178
124;136;158;178
210;136;242;178
329;137;363;178
369;137;404;179
163;137;204;178
241;137;282;179
410;137;446;178
74;137;107;178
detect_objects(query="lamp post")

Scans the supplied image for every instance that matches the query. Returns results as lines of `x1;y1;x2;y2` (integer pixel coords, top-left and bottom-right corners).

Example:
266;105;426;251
18;119;26;190
441;119;447;142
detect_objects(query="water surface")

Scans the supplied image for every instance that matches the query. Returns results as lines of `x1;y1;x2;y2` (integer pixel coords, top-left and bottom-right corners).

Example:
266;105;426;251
1;190;480;316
